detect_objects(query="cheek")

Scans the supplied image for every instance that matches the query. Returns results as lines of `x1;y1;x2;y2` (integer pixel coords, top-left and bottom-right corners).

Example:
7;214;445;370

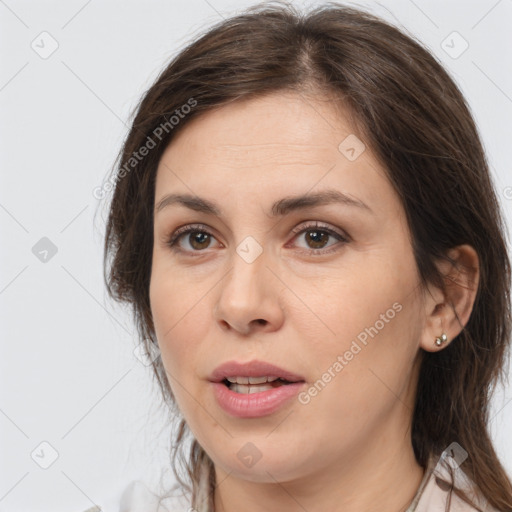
295;260;416;350
295;299;422;452
151;290;211;422
149;263;210;392
294;250;422;402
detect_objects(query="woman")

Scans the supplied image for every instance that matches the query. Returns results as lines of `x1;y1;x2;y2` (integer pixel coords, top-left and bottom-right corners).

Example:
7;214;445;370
102;2;512;511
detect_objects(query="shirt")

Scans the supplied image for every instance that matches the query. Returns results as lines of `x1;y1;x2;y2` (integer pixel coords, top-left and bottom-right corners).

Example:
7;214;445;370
81;448;498;512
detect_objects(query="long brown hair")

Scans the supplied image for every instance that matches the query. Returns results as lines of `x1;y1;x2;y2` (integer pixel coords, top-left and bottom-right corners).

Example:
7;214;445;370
103;2;512;510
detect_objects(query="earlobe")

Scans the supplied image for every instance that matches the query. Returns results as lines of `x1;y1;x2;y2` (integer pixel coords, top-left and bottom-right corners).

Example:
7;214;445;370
420;245;480;353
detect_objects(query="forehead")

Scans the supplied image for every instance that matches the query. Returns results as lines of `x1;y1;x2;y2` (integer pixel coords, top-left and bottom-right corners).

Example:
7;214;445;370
154;92;396;219
163;92;350;161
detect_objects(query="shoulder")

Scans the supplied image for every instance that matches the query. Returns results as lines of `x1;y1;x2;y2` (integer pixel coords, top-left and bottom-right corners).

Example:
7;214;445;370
118;480;192;512
78;480;193;512
412;450;500;512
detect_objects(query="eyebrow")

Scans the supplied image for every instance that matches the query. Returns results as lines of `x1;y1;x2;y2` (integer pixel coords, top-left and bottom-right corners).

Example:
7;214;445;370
154;189;373;217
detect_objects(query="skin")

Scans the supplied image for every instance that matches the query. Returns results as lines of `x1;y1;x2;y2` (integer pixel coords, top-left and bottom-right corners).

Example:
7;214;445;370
149;91;479;512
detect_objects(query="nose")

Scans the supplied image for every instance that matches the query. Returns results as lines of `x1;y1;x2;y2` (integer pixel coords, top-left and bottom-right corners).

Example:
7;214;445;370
213;248;285;336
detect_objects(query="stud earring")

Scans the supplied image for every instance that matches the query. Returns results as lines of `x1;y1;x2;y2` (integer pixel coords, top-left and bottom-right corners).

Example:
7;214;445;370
435;333;448;347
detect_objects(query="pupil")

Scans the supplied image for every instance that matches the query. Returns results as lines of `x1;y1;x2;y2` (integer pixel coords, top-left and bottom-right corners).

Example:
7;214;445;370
306;230;327;248
190;232;210;249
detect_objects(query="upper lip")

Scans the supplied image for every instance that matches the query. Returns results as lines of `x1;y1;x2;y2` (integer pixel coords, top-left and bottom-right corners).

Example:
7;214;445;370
209;360;305;383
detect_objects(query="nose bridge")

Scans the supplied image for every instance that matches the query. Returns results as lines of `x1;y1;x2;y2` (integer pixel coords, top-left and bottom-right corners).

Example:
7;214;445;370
214;236;283;333
223;238;267;306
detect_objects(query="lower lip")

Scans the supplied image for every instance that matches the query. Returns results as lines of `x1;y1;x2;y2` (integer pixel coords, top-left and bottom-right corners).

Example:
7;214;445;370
211;382;306;418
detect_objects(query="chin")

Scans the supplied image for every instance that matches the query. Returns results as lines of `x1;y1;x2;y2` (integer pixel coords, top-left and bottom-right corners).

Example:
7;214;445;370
213;446;310;484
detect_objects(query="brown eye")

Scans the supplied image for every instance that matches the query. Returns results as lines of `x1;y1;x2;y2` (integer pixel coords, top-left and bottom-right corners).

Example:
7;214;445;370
303;229;330;249
167;224;220;253
188;231;211;250
290;222;349;255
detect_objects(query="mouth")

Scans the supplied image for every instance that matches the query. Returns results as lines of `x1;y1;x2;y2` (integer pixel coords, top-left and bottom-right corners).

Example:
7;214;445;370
221;376;300;394
209;359;306;395
209;361;307;417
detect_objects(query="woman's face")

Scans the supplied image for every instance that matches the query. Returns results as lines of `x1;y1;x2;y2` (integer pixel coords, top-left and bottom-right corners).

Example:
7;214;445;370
150;92;428;484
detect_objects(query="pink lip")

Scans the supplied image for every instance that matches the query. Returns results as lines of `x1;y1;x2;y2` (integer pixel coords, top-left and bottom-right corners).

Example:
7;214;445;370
211;381;305;418
208;360;305;383
208;360;306;418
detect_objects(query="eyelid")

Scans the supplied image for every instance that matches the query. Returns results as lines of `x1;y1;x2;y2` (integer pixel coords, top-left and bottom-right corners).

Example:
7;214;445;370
166;223;219;246
286;221;349;255
289;221;349;241
166;220;350;254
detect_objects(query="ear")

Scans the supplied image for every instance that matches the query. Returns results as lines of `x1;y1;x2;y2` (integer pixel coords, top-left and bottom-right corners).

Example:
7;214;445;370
420;245;480;353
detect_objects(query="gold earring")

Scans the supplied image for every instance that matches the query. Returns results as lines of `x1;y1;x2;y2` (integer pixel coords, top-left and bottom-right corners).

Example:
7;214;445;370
435;333;448;347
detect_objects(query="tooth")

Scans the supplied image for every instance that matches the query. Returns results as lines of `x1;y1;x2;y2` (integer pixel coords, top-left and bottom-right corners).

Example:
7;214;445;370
248;385;273;393
231;384;245;394
225;376;281;385
248;376;268;384
231;383;274;394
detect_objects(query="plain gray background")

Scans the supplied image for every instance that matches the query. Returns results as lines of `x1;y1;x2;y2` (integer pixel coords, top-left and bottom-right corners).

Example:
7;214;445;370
1;0;511;510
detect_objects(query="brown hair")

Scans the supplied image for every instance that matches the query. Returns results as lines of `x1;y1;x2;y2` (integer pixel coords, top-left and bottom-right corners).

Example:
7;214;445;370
103;1;512;510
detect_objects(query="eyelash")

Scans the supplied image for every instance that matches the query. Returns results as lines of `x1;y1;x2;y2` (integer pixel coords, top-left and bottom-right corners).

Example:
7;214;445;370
165;222;349;256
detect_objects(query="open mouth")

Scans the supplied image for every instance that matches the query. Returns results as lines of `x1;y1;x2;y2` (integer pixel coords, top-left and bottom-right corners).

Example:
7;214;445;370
222;377;296;394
